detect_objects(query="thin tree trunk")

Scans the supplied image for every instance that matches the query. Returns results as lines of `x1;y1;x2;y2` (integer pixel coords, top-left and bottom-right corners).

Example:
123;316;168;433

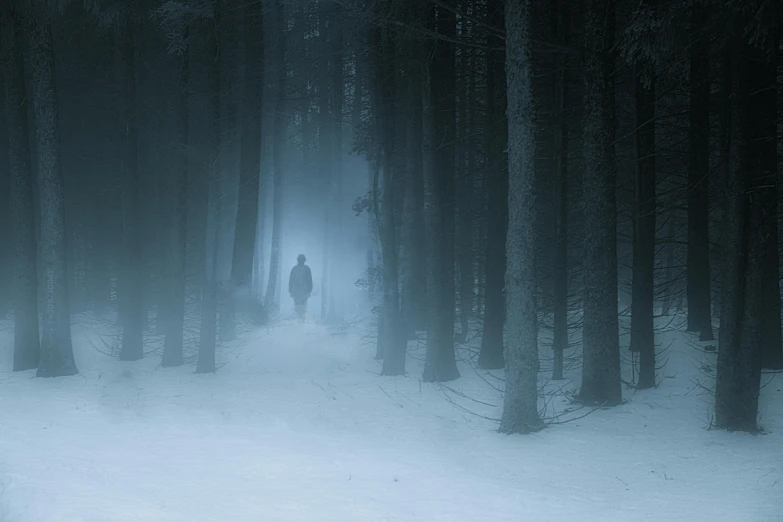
551;5;569;381
578;0;621;406
3;13;40;371
374;24;406;376
197;1;223;374
28;17;78;377
499;0;541;434
629;37;657;389
422;2;459;383
162;34;189;368
686;6;714;341
231;6;263;293
119;25;144;362
264;0;286;315
478;0;507;370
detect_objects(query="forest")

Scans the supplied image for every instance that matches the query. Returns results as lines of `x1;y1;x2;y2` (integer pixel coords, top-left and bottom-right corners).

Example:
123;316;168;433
0;0;782;518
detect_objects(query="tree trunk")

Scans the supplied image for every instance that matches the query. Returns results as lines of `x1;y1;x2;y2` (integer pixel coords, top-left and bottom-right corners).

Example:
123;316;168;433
3;13;40;371
118;25;144;362
231;6;264;293
28;17;78;377
578;0;621;406
374;24;406;376
499;0;541;434
264;0;286;316
715;30;765;431
162;34;189;368
551;6;569;381
318;9;333;322
197;1;223;374
686;6;714;342
478;0;507;370
422;3;459;383
629;42;657;389
456;21;473;344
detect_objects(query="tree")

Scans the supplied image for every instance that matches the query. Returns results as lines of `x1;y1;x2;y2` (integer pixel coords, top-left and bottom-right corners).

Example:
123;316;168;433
477;0;507;370
27;9;78;377
2;11;40;371
499;0;541;434
118;23;145;362
715;3;779;431
422;2;459;383
578;0;621;406
628;1;657;389
685;4;714;342
263;0;286;316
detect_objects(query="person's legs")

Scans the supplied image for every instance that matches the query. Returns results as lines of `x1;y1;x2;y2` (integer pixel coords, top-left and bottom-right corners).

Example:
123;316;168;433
294;296;307;322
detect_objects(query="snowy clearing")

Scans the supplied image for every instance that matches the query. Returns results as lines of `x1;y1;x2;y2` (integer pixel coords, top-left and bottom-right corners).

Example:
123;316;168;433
1;316;782;522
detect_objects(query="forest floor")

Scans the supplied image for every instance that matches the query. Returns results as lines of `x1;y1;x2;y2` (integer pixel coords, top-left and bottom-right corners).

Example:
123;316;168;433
0;312;782;522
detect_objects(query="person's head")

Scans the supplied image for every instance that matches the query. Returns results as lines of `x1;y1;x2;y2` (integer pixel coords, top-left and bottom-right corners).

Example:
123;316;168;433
297;254;306;265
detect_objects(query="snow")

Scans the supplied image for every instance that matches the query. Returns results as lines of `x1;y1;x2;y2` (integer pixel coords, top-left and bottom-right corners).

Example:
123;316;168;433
1;314;782;522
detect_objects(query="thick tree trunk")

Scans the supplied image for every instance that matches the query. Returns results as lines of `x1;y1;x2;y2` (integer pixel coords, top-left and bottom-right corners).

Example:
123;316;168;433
456;23;473;344
478;1;507;370
499;0;541;434
3;14;40;371
264;0;286;316
119;25;144;362
686;6;714;342
422;3;459;383
578;0;621;406
28;18;78;377
318;10;333;322
629;50;657;389
162;37;189;368
715;34;761;431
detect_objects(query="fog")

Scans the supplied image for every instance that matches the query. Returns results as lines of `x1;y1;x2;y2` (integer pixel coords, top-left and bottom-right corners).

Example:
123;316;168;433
1;0;782;519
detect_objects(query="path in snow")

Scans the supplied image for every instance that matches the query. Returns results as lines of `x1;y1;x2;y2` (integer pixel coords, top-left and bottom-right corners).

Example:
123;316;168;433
0;317;782;521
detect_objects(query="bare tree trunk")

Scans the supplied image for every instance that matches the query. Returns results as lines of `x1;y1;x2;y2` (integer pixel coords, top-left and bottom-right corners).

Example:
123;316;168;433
264;0;286;316
197;1;223;374
28;17;78;377
119;25;144;362
578;0;621;406
478;0;507;370
422;2;459;383
232;5;264;295
373;23;406;376
551;5;569;381
629;25;657;389
686;6;714;342
499;0;540;434
3;13;40;371
162;32;189;368
715;32;761;431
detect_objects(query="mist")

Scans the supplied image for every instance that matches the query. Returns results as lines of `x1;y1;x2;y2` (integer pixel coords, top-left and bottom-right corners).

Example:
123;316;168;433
0;0;782;520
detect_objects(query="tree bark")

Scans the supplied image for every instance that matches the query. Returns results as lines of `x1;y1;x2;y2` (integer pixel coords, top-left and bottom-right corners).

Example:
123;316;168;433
478;0;507;370
231;3;264;295
686;6;714;342
162;32;189;368
28;17;78;377
422;2;459;383
499;0;541;434
551;5;569;381
264;0;286;316
118;24;144;362
3;13;40;371
578;0;621;406
629;31;657;389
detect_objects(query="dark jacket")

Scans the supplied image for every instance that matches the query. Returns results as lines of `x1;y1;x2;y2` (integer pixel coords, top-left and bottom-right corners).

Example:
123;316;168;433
288;264;313;299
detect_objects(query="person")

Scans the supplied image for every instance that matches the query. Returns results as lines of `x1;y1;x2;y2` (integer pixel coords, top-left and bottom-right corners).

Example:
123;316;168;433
288;254;313;322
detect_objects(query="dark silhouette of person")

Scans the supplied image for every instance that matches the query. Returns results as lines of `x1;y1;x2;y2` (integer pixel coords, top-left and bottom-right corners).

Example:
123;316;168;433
288;254;313;321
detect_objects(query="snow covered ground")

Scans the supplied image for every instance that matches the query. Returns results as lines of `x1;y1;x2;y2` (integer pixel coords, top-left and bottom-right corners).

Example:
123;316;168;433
0;314;782;522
